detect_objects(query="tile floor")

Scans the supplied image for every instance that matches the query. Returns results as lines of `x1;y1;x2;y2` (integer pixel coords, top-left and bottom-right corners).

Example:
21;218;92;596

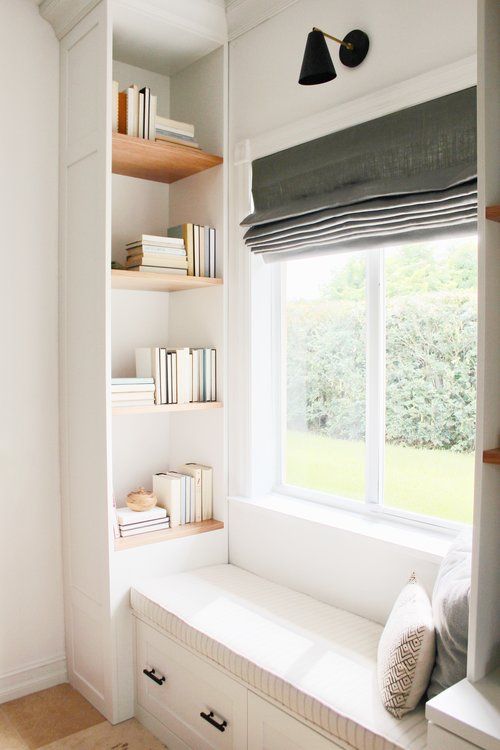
0;684;166;749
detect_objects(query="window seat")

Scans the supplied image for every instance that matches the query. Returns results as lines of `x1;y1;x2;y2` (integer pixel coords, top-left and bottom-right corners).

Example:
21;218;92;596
131;564;428;750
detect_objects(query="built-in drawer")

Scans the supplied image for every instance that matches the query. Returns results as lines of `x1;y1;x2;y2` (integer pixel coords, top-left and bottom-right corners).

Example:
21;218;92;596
248;692;344;750
136;619;247;750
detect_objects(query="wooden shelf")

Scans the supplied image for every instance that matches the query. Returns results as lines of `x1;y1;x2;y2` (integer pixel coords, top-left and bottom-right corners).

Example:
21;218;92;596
112;133;223;184
112;401;222;415
111;269;222;293
114;519;224;551
483;448;500;464
486;205;500;222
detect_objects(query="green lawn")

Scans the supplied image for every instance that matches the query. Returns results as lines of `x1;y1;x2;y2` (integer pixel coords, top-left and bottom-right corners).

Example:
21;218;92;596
286;430;474;524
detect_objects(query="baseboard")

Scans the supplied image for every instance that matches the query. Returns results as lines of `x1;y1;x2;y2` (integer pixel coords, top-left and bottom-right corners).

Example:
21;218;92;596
0;656;67;703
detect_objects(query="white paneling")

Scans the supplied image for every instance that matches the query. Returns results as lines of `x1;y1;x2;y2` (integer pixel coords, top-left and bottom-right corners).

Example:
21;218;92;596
228;498;441;625
469;0;500;683
60;0;113;717
0;0;64;691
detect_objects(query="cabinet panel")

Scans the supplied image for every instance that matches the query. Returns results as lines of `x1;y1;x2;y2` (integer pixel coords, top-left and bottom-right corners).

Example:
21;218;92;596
428;722;482;750
248;692;343;750
137;620;247;749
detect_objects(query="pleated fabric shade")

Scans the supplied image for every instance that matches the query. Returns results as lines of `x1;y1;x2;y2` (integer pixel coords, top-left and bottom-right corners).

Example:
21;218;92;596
242;87;477;262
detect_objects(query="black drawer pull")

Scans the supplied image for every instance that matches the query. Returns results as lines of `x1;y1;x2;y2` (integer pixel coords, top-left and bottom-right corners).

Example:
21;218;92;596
143;667;165;685
200;710;227;732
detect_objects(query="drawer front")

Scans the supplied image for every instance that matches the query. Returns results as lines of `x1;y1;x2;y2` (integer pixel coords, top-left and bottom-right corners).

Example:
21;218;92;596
248;692;343;750
136;620;247;750
427;723;482;750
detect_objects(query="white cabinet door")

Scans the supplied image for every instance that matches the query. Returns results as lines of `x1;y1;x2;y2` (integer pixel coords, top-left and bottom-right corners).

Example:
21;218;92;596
248;692;343;750
428;723;483;750
137;620;247;749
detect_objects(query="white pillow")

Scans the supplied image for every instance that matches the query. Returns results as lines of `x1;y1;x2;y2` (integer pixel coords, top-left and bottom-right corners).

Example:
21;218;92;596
377;573;435;718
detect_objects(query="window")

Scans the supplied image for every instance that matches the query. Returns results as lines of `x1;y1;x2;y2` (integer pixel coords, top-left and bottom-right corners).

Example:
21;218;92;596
282;237;477;526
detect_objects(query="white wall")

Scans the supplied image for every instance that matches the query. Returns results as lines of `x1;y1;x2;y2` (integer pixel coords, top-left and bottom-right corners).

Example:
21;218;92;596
228;0;477;623
0;0;65;700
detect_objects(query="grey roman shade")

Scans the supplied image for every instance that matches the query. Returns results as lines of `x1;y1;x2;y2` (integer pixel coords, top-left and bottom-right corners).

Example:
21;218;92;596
242;87;477;262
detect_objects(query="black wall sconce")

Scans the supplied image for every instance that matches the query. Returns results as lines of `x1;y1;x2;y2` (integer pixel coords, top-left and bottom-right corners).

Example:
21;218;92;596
299;27;369;85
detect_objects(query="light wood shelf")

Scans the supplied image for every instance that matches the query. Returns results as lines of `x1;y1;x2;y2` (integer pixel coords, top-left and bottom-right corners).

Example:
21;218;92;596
112;133;223;183
485;205;500;222
114;519;224;551
111;269;223;292
112;401;222;415
483;448;500;464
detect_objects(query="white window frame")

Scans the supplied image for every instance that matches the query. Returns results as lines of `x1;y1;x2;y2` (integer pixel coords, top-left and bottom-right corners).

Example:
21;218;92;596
274;243;475;532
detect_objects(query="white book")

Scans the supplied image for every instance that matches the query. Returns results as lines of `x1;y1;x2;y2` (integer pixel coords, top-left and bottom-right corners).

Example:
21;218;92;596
172;352;177;403
118;516;170;531
116;505;167;526
111;391;154;401
156;115;195;137
188;352;193;402
198;349;204;401
126;235;184;248
209;227;216;278
120;521;170;537
169;348;190;404
189;476;195;522
211;349;216;401
111;400;155;408
149;94;157;141
111;383;155;393
112;81;119;132
126;84;139;136
160;348;167;405
112;377;154;385
178;464;202;522
127;245;186;256
204;226;210;277
135;347;161;404
191;350;199;402
138;92;144;138
153;473;181;528
132;267;188;275
186;463;213;521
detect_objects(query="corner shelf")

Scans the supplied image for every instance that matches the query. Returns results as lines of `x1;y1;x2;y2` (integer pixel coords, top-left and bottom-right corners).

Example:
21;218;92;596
114;519;224;551
112;133;223;183
111;269;222;292
483;448;500;464
486;205;500;222
112;401;222;415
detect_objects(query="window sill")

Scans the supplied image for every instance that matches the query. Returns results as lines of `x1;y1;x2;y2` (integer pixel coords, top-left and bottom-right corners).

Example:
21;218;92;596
228;492;455;564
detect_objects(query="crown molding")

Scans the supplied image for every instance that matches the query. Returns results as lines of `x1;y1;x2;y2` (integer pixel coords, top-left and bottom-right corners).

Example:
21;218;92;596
226;0;299;41
38;0;102;38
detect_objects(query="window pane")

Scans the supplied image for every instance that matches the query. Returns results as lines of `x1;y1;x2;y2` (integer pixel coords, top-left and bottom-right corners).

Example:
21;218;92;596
384;238;477;523
284;252;366;500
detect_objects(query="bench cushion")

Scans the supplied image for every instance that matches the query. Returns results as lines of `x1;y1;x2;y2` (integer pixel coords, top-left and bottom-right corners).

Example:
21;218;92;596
131;564;427;750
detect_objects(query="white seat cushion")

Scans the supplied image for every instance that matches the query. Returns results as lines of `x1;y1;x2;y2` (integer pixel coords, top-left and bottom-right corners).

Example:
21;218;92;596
131;564;427;750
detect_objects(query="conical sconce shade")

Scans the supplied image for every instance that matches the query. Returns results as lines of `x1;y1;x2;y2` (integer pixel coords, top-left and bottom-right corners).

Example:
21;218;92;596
299;29;337;85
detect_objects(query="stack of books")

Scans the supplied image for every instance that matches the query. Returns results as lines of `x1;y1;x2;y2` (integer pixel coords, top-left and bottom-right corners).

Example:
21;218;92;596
153;463;213;528
136;347;216;405
116;505;170;538
168;224;216;278
125;234;188;275
114;82;157;140
155;116;199;149
111;377;155;408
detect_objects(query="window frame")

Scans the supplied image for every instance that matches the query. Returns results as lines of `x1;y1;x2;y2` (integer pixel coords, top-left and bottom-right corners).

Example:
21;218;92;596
274;243;474;533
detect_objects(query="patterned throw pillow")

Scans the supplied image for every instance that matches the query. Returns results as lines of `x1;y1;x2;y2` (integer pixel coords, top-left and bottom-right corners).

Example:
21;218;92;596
377;573;435;718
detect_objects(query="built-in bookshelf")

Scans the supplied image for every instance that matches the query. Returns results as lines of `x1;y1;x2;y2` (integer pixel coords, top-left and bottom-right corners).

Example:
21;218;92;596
114;518;224;551
111;268;222;292
485;205;500;222
112;132;223;183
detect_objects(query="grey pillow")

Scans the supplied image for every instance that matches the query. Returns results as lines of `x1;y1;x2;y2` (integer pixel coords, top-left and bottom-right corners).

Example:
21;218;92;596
427;530;472;700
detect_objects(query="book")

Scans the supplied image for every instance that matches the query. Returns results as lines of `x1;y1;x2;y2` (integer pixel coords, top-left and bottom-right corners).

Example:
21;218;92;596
126;234;185;249
125;84;139;136
125;255;188;269
191;349;200;402
204;226;210;277
153;473;181;527
209;227;216;278
167;224;194;276
126;244;186;257
118;91;127;134
138;91;144;138
111;383;155;393
155;128;198;144
155;134;200;149
111;391;154;402
185;463;213;520
128;266;188;276
135;348;161;404
118;516;170;531
139;86;150;139
112;377;154;385
211;349;217;401
149;95;157;141
199;225;205;278
120;521;170;537
112;81;119;132
156;115;195;138
171;348;190;404
116;505;167;526
178;464;202;522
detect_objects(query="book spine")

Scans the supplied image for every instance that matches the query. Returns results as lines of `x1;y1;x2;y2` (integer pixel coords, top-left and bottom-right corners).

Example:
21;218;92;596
149;94;157;141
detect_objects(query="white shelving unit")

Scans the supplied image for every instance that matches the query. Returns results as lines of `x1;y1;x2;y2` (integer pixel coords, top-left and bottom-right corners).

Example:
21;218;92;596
49;0;228;723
